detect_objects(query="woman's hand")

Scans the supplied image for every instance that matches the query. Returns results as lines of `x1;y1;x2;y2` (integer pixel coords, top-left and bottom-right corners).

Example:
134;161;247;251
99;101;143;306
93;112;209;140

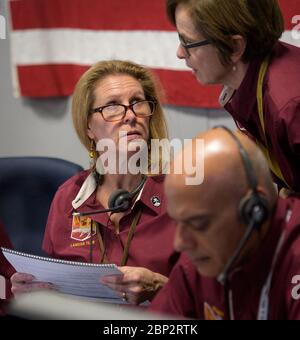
11;272;54;295
101;266;168;305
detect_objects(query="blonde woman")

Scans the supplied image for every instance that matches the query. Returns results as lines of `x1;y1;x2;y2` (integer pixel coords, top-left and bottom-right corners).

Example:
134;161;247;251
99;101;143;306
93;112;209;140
11;60;179;305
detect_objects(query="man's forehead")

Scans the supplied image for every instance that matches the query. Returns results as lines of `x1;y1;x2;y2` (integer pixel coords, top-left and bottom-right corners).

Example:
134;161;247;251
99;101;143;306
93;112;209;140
166;178;209;206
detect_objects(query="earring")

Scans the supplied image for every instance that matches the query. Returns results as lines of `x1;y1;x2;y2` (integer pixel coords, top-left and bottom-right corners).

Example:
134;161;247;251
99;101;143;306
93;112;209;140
89;140;97;168
89;140;103;185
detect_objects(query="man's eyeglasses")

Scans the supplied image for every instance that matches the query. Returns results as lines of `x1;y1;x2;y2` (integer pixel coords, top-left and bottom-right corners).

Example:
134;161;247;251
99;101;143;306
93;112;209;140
90;100;157;122
178;34;211;56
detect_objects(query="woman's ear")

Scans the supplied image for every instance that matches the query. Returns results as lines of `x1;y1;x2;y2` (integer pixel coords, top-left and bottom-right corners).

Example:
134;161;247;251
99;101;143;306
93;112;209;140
230;35;247;64
87;114;95;139
87;125;95;140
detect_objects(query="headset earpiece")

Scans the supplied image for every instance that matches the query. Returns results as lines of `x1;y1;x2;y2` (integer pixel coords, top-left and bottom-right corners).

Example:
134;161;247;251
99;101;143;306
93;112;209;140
239;193;269;227
107;176;147;213
108;189;132;212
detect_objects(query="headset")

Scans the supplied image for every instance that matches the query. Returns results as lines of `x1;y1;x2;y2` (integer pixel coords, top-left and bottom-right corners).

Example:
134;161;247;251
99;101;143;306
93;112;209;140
108;175;147;212
214;126;269;284
73;175;147;217
73;175;146;263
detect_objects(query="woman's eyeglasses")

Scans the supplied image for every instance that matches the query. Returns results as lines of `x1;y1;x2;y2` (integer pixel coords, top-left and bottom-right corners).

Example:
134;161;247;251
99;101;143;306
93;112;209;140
178;34;211;56
90;100;157;122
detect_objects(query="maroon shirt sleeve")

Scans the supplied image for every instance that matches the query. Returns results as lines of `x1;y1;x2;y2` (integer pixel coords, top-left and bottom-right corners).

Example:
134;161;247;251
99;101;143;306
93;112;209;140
42;198;56;256
149;255;204;319
282;226;300;320
286;260;300;320
284;101;300;155
42;172;84;258
0;222;16;316
42;187;70;257
271;243;300;320
270;198;300;320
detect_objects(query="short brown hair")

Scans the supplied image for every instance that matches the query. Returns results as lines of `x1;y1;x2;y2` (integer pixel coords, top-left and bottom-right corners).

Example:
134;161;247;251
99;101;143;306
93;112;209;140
72;60;168;173
166;0;284;64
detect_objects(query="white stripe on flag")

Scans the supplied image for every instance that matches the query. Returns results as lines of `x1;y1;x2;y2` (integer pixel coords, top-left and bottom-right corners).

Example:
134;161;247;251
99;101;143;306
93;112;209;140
10;29;188;70
10;29;300;69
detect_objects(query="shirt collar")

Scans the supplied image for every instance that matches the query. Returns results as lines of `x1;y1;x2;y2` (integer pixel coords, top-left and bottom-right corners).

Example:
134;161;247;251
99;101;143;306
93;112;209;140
72;172;97;210
72;174;162;216
138;175;164;215
219;86;235;107
223;58;262;124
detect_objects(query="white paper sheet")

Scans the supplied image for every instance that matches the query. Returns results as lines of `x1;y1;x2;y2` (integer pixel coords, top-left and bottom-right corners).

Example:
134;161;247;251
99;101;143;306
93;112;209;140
2;247;124;302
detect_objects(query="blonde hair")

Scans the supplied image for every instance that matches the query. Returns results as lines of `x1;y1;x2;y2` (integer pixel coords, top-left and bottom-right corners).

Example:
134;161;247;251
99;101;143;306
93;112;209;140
167;0;284;64
72;60;168;174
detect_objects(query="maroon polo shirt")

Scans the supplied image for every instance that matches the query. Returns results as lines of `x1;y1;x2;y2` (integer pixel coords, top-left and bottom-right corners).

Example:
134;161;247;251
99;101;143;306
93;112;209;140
0;222;15;316
224;42;300;192
150;197;300;320
43;171;179;277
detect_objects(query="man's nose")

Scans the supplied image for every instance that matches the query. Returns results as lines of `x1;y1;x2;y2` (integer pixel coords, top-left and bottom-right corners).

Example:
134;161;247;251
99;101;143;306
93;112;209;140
174;223;194;252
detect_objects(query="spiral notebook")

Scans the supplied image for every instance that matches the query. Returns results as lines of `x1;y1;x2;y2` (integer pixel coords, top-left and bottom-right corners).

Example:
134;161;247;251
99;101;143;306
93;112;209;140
1;247;124;303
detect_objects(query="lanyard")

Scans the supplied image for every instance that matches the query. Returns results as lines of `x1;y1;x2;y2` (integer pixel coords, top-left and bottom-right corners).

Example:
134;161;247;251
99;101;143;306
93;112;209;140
120;208;142;266
257;230;286;320
228;205;292;320
94;207;142;266
227;230;286;320
256;57;291;189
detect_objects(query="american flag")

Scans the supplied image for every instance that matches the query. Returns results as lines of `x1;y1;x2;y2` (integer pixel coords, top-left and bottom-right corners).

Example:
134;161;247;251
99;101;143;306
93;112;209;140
8;0;300;108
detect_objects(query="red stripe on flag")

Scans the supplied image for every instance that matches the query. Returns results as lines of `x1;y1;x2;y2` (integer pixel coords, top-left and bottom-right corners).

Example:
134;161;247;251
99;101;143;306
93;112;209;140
153;69;221;108
17;65;221;108
10;0;300;31
17;65;89;97
278;0;300;30
10;0;174;31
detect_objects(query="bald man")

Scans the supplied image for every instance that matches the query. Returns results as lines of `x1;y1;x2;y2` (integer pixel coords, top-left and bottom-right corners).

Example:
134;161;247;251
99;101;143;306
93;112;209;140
150;128;300;320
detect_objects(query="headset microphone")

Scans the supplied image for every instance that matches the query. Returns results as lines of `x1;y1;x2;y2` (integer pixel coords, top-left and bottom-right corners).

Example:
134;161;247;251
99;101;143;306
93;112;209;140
218;216;259;285
72;175;147;217
214;126;269;285
72;205;123;217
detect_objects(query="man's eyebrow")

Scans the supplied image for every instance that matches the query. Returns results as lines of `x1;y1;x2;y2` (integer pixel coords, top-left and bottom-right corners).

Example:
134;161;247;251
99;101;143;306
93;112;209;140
181;214;210;224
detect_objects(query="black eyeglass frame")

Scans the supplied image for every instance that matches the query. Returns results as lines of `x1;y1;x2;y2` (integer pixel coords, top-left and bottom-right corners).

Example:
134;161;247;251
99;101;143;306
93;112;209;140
178;34;211;55
90;100;157;122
